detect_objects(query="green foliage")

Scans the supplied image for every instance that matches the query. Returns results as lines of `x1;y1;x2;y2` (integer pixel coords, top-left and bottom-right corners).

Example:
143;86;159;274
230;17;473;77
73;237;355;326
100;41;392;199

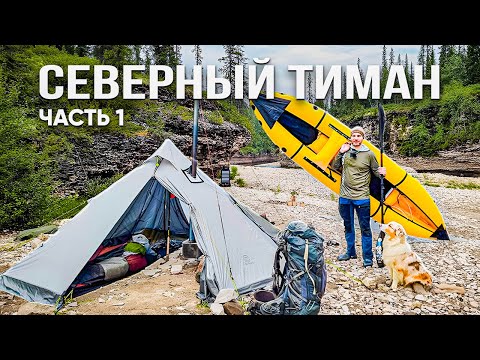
398;123;433;156
203;109;224;124
103;45;133;68
393;115;408;127
332;45;480;157
441;53;466;86
214;100;252;132
465;45;480;85
0;87;56;230
421;174;480;190
230;165;238;179
235;177;246;187
1;45;144;140
0;238;32;252
196;300;210;310
158;101;193;120
272;184;281;194
445;181;480;190
237;296;250;311
138;100;165;139
85;173;124;199
398;83;480;156
41;195;87;226
0;45;276;230
240;107;276;155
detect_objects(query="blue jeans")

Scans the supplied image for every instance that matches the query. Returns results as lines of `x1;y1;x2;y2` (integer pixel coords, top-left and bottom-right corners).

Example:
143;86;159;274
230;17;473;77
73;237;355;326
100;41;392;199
338;197;373;264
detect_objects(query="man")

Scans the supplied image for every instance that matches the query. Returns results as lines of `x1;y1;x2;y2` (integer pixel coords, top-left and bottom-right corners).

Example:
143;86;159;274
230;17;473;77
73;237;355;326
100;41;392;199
331;126;386;267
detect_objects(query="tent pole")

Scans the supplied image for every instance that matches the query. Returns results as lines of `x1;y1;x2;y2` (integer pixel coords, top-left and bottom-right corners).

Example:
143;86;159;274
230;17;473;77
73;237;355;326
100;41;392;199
165;190;171;261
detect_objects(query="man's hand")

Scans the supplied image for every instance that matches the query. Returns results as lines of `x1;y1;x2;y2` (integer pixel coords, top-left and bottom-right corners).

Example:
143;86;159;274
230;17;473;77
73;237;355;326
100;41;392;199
378;167;386;176
339;143;351;154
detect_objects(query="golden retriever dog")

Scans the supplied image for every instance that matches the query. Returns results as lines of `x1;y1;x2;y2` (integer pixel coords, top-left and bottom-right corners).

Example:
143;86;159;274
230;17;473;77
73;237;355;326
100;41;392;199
380;221;432;291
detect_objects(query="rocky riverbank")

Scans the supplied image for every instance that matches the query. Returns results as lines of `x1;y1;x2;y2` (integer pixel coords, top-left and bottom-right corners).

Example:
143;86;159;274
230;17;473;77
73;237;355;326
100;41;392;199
1;166;479;315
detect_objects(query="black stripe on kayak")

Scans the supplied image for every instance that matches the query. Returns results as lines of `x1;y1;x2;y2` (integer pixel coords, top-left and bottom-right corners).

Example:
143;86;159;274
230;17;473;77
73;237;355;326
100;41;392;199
394;172;408;187
315;111;327;129
291;144;304;160
392;190;439;230
304;157;337;182
329;124;350;140
371;195;438;234
382;205;436;233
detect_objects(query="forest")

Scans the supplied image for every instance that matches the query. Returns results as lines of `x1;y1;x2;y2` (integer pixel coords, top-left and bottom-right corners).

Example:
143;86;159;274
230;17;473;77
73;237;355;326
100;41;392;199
0;45;479;230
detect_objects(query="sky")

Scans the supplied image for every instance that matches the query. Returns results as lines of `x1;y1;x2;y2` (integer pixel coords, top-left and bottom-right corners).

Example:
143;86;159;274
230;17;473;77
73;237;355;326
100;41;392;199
180;45;423;95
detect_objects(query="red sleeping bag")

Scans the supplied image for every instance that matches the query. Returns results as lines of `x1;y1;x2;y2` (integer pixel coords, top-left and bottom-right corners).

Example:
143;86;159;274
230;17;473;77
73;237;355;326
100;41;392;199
125;254;148;273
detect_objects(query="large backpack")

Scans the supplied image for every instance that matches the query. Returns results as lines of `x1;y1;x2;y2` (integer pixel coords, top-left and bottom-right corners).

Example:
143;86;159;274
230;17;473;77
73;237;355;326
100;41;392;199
272;220;327;315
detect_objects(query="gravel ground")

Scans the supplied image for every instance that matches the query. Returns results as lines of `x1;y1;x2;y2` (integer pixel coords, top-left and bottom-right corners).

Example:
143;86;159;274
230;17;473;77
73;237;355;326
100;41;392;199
1;165;479;315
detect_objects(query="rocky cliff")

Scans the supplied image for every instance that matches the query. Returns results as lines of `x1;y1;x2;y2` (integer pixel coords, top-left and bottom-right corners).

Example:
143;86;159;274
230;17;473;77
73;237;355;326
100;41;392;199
56;117;251;195
276;108;480;175
343;109;480;176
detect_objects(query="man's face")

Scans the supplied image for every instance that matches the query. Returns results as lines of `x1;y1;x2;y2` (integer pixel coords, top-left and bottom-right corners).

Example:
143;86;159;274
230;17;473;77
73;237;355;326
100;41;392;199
350;132;364;147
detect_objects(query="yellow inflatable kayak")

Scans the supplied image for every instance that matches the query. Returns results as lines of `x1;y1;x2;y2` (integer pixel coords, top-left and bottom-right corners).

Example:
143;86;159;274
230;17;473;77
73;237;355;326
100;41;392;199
250;92;449;240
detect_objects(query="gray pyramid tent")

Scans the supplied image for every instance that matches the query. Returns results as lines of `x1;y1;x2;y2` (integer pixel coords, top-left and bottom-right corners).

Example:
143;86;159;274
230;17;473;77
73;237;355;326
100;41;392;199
0;139;280;307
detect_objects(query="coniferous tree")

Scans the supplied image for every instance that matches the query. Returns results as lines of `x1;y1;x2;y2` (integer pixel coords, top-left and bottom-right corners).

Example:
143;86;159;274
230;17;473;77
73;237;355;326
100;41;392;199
440;46;466;86
425;45;431;78
75;45;90;57
306;71;314;103
324;85;333;111
144;47;152;71
392;52;402;104
425;45;436;78
357;57;364;81
233;45;247;92
173;45;182;66
151;45;166;65
192;45;203;65
92;45;113;63
337;67;350;115
103;45;132;68
418;45;426;76
151;45;178;67
465;45;480;85
132;45;143;65
381;45;388;100
439;45;450;67
192;45;204;89
386;48;395;104
219;45;247;104
405;54;413;91
0;45;29;85
356;58;368;107
62;45;75;55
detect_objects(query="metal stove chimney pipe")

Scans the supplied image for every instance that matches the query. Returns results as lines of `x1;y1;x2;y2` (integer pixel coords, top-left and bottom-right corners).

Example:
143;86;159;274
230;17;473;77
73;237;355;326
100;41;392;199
190;99;199;178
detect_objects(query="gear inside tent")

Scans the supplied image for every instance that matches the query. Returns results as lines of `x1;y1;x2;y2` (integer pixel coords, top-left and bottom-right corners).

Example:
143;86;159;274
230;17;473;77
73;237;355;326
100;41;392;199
0;139;280;310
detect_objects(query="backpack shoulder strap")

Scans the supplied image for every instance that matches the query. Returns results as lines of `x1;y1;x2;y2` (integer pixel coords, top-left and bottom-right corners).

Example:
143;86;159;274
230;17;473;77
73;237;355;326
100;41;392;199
272;238;287;295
